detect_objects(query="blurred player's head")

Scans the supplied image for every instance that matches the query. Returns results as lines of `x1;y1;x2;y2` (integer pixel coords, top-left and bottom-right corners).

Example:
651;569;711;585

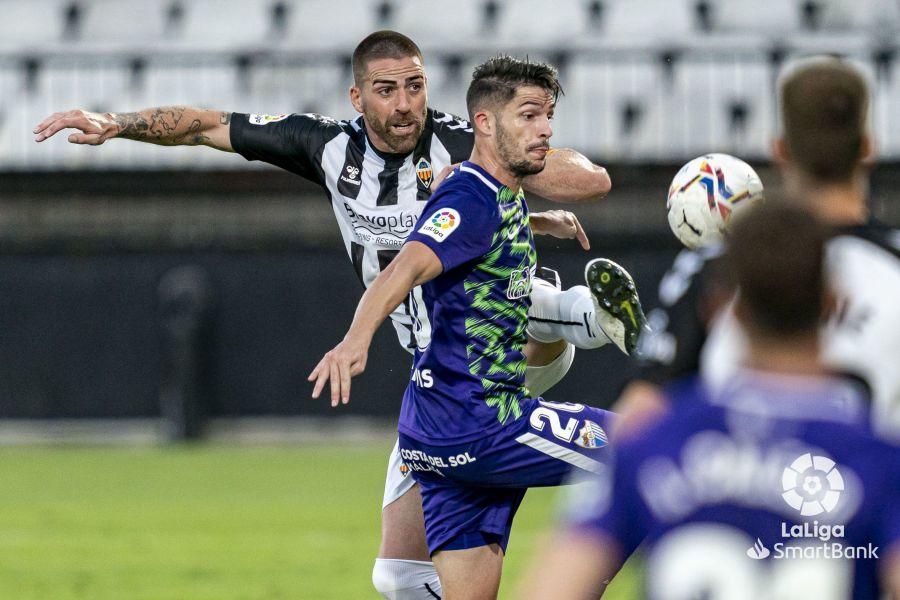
727;202;830;358
774;56;873;199
350;30;427;155
466;56;562;180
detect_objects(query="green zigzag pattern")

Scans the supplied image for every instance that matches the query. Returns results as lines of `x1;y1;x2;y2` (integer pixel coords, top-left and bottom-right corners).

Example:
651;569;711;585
463;187;536;425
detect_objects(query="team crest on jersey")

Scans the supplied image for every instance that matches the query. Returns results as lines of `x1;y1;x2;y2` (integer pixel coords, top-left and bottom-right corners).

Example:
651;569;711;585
415;157;433;188
418;208;460;242
575;420;609;449
248;113;289;125
399;463;410;478
506;266;534;300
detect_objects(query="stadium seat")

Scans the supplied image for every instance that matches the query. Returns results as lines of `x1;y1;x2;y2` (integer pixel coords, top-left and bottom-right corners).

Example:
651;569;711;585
875;70;900;155
76;0;172;49
247;59;351;119
175;0;276;50
598;0;698;47
0;0;71;52
668;55;774;158
389;0;490;52
0;64;28;168
281;0;386;51
557;57;668;159
423;58;470;119
806;0;900;32
705;0;802;35
493;0;595;49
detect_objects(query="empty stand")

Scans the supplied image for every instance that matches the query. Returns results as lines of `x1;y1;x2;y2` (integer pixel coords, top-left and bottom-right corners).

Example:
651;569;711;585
2;0;900;167
389;0;491;52
668;54;774;158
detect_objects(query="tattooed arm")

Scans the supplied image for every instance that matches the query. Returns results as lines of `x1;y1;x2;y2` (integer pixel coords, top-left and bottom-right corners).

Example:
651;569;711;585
34;107;234;152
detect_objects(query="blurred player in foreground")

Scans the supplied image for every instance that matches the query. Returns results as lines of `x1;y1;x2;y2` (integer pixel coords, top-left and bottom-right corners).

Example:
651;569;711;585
33;31;647;599
523;202;900;599
311;56;626;599
614;56;900;441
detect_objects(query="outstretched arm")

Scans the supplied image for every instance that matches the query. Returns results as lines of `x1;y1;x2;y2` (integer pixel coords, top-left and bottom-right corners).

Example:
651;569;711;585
308;241;442;406
522;148;611;203
34;107;234;151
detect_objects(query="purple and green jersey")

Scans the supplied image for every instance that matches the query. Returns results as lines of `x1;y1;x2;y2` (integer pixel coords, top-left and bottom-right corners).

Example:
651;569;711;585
399;161;537;445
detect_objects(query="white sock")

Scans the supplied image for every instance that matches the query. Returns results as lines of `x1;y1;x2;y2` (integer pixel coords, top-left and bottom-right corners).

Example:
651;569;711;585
372;558;442;599
528;281;611;350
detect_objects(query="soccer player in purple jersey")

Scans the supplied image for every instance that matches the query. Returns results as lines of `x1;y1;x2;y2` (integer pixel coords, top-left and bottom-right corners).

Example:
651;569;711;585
523;203;900;599
310;55;635;599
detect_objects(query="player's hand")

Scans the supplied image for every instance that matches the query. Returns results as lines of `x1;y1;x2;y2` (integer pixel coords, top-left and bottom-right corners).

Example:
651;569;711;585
307;338;369;407
33;109;119;145
529;210;590;250
430;163;459;193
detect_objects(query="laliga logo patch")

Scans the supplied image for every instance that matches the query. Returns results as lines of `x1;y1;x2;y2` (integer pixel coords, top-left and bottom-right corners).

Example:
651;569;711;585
249;113;289;125
782;453;844;516
575;420;609;449
418;208;460;242
415;157;433;188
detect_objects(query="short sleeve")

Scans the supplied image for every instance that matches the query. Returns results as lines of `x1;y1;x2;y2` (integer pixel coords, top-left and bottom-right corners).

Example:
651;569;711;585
229;112;345;185
406;176;498;272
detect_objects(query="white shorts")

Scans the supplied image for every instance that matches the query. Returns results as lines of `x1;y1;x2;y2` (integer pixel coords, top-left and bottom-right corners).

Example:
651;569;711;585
381;343;576;508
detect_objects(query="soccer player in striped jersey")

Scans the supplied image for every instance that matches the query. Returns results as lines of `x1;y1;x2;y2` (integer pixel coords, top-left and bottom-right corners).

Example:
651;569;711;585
34;31;647;599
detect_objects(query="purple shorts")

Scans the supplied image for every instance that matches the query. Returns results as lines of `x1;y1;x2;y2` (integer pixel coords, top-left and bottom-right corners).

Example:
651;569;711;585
398;398;615;554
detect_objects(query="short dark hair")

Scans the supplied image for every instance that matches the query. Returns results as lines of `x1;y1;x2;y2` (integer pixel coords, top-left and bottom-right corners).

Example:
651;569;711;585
779;56;869;183
466;55;563;121
351;30;424;86
727;201;829;336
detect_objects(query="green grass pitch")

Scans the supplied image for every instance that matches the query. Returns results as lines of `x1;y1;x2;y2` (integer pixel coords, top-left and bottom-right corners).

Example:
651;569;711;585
0;442;639;599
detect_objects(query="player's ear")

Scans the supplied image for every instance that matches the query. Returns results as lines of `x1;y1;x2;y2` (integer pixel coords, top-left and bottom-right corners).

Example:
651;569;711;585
472;110;493;136
350;86;364;114
860;132;876;167
771;136;790;167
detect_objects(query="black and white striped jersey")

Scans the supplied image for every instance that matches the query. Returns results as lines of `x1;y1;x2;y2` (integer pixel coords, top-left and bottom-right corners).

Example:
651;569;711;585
702;224;900;431
230;108;474;350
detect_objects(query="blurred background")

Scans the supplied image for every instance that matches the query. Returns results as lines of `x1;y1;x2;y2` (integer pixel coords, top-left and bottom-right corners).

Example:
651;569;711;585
3;0;900;435
0;1;898;597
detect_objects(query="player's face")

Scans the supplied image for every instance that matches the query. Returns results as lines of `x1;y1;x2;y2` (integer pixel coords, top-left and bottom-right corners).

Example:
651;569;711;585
354;56;427;155
494;86;554;178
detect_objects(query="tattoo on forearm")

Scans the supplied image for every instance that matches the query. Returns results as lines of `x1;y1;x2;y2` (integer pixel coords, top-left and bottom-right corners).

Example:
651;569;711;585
113;106;219;146
174;119;205;145
219;112;231;125
111;112;151;139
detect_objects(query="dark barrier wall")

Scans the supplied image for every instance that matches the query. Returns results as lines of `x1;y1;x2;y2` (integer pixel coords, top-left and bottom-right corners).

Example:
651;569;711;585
0;244;678;419
2;164;896;420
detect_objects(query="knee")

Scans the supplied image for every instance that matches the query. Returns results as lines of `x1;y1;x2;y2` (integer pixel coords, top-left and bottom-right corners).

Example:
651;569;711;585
372;558;442;600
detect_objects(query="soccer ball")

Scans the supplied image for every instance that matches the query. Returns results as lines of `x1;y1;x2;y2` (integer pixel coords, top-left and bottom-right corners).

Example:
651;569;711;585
666;153;764;250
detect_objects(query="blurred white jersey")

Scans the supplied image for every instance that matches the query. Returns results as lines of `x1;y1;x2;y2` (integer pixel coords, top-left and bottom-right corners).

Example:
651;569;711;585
701;225;900;439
